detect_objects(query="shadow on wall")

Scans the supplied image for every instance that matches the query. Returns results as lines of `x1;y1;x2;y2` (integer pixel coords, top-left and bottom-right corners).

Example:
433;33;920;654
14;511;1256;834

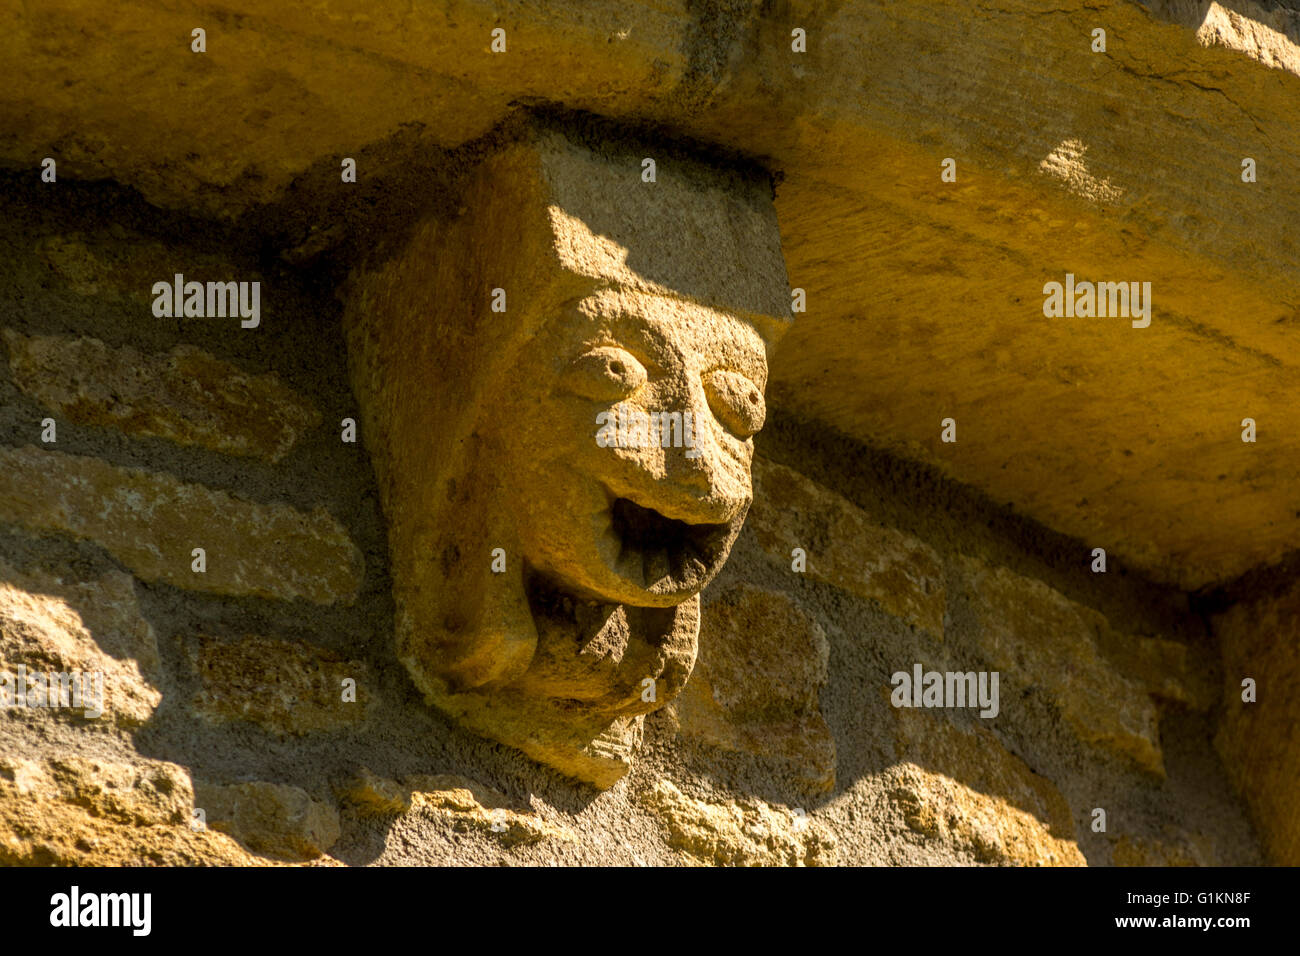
1140;0;1300;49
0;144;1267;866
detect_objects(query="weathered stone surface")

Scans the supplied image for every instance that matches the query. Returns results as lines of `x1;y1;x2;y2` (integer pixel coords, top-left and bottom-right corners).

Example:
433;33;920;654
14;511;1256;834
0;0;1282;872
37;235;108;296
338;767;411;817
0;446;362;605
191;636;372;735
671;583;836;791
344;122;790;786
643;778;836;866
1095;630;1217;711
0;754;285;866
338;769;578;845
0;568;344;866
955;555;1164;776
1157;0;1300;72
1037;138;1124;204
558;716;644;791
33;232;253;308
0;560;159;728
758;0;1300;592
7;1;1300;588
9;755;185;828
404;774;577;847
1109;822;1245;867
748;456;945;635
1213;578;1300;865
4;330;320;463
0;1;691;216
1111;833;1199;867
888;708;1085;867
194;780;341;861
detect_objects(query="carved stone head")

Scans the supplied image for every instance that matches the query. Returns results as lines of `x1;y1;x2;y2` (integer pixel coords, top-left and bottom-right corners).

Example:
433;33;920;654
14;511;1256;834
344;121;792;786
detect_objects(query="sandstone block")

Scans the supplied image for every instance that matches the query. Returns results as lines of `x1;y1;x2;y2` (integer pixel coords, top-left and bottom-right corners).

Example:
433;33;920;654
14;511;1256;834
34;232;256;308
1111;834;1199;867
194;780;341;861
37;235;109;296
954;555;1163;775
0;559;160;728
643;778;836;866
748;456;945;635
889;707;1085;867
191;636;373;735
1096;631;1217;711
4;330;320;463
0;754;283;866
403;773;576;847
0;446;362;605
338;767;411;817
671;583;836;791
1213;578;1300;865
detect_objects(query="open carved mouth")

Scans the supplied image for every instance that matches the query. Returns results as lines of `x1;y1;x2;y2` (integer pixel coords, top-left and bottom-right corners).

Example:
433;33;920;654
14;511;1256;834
608;496;736;595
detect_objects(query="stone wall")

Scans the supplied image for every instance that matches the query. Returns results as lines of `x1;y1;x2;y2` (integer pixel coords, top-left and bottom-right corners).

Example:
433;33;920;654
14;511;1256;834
1212;566;1300;865
0;172;1266;866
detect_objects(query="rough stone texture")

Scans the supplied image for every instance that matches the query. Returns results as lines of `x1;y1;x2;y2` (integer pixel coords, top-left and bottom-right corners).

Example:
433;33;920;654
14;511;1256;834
1096;630;1217;710
762;0;1300;595
888;708;1085;867
194;780;342;861
1213;577;1300;865
0;20;1281;865
4;1;1299;588
4;330;320;463
0;424;1265;869
0;445;363;605
748;456;945;635
402;774;578;848
0;754;289;866
33;232;262;309
343;122;790;787
191;635;373;735
669;583;836;792
0;559;159;728
643;779;836;866
338;767;412;817
954;555;1165;776
1111;833;1199;867
1151;0;1300;72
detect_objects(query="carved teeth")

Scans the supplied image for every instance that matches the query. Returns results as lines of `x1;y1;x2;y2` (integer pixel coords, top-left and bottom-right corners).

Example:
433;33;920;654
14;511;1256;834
605;494;732;593
596;507;622;570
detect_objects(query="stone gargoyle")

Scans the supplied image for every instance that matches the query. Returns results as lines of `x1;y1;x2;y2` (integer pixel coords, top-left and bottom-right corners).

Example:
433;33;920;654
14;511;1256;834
343;120;793;786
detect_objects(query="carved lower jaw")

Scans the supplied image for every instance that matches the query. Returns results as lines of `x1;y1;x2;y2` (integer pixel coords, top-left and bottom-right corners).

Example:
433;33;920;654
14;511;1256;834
417;583;702;790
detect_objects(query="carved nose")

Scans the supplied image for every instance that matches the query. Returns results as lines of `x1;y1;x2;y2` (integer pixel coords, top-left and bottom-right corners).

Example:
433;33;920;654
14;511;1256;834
669;438;714;493
657;417;743;524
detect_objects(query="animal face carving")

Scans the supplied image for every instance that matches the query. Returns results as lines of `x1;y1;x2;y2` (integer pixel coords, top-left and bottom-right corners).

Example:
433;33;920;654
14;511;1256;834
343;124;792;786
513;290;767;610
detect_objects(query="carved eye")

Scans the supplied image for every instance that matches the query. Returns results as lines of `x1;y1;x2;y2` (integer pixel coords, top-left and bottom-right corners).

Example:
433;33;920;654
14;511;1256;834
703;369;765;439
562;346;647;402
